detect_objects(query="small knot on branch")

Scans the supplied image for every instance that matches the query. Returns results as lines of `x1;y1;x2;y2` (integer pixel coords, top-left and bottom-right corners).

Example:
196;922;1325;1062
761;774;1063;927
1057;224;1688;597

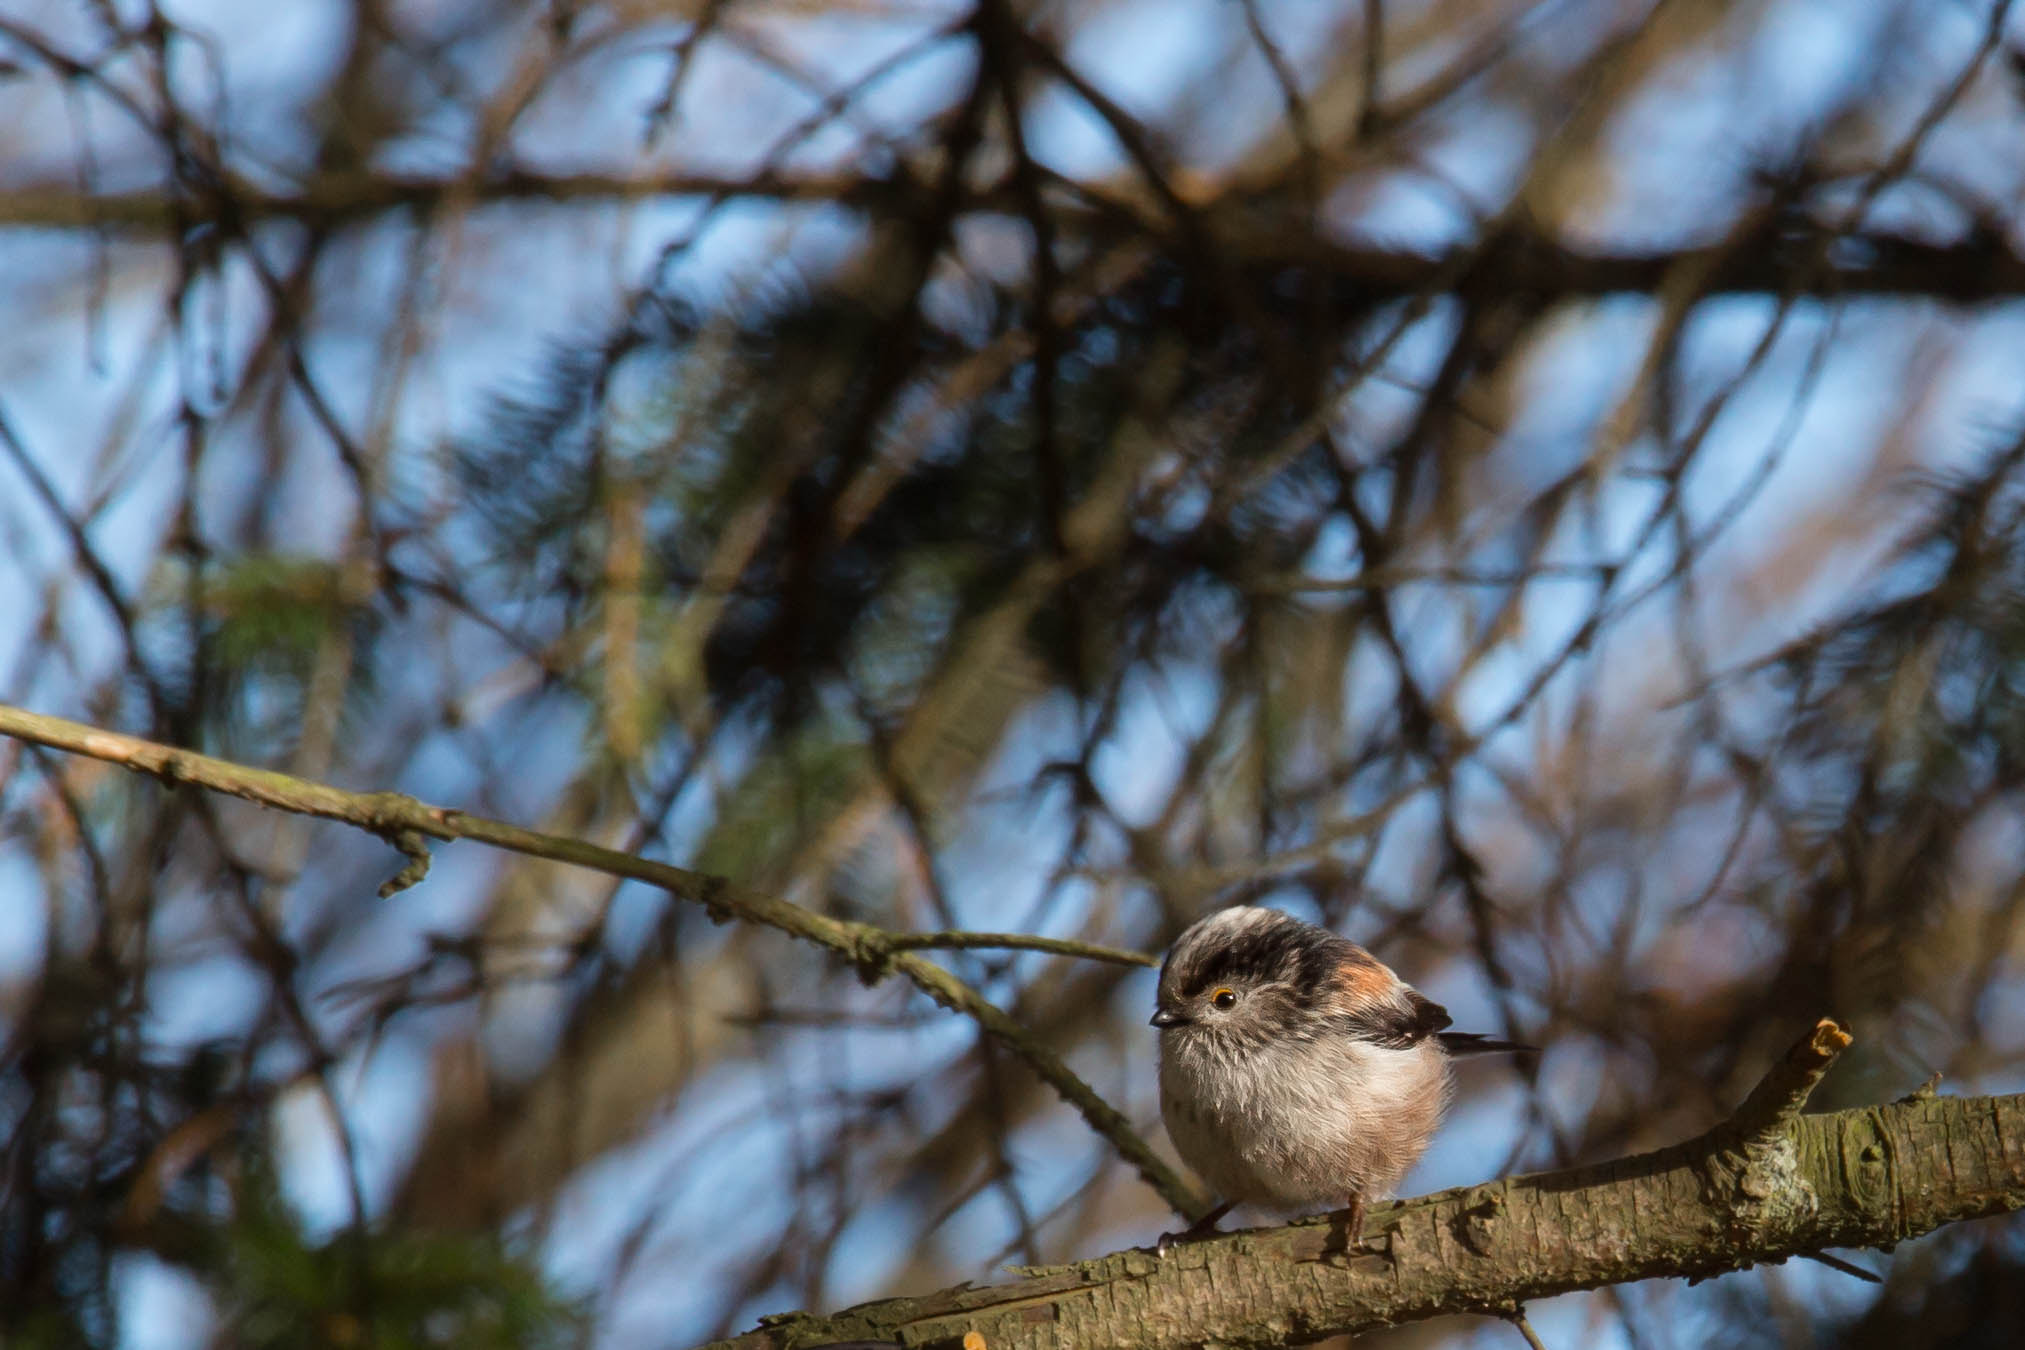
376;826;433;897
696;874;736;924
1894;1070;1943;1104
844;925;895;987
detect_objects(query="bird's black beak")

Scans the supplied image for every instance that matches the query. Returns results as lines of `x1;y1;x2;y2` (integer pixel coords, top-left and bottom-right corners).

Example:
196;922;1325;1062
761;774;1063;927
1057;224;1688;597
1149;1007;1189;1028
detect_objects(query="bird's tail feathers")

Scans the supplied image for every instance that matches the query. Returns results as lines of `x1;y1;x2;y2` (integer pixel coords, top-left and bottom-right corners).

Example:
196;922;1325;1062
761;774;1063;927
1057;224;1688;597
1437;1031;1536;1056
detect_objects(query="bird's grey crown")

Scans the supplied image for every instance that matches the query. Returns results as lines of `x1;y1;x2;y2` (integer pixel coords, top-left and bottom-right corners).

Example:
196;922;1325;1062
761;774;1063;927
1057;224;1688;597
1159;906;1352;1000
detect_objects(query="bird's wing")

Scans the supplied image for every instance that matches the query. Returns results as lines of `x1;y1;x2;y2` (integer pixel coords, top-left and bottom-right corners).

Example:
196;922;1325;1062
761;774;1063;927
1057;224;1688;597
1340;987;1452;1049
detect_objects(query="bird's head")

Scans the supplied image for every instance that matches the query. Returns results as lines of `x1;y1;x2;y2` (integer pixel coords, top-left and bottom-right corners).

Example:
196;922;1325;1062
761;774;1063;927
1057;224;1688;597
1151;906;1334;1050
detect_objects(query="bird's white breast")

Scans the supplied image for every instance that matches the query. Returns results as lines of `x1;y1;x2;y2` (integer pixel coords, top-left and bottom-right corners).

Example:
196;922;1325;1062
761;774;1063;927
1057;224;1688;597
1159;1030;1451;1213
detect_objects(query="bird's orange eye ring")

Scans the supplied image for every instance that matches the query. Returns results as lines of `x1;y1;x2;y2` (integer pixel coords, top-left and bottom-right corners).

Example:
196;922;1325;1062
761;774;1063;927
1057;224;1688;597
1210;987;1237;1010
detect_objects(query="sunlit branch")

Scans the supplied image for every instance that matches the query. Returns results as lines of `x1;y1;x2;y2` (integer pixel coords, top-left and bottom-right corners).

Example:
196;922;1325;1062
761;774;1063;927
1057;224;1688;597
0;700;1205;1218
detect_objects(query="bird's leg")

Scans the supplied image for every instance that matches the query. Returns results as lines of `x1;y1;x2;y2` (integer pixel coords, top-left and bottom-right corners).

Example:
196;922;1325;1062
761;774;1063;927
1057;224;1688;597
1155;1200;1236;1254
1330;1193;1395;1260
1343;1194;1366;1244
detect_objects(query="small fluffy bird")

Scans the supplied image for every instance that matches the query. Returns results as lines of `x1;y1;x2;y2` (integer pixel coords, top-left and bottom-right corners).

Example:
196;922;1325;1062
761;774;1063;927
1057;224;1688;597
1151;905;1529;1243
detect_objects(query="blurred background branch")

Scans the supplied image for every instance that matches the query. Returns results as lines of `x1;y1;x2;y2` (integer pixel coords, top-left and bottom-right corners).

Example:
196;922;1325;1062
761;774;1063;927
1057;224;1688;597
4;0;2025;1347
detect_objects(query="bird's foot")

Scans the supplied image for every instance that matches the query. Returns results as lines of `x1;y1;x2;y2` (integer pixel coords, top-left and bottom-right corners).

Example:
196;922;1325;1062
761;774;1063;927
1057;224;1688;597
1317;1195;1389;1262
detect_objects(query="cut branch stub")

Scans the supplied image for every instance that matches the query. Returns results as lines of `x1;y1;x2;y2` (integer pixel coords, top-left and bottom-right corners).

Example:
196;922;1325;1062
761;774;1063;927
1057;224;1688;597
1728;1017;1855;1139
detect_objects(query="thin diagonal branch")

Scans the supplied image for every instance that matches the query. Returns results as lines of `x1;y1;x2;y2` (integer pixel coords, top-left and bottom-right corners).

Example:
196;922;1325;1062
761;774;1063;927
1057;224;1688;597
0;700;1203;1217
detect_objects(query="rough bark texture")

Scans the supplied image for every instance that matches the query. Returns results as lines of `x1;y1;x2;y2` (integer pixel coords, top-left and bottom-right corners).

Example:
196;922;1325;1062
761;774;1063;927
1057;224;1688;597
710;1084;2025;1350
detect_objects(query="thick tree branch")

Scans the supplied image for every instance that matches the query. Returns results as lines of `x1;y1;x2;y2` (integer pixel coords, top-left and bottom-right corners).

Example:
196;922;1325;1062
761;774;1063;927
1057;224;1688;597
708;1021;2025;1350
